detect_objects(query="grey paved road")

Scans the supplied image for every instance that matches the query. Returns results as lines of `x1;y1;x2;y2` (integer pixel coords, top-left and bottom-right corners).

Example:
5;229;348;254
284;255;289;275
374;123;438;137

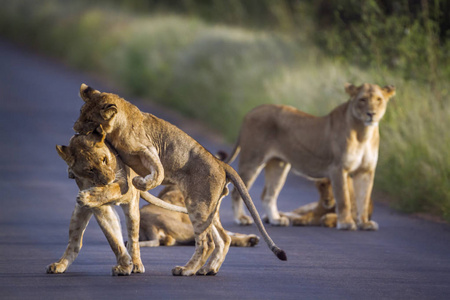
1;39;450;300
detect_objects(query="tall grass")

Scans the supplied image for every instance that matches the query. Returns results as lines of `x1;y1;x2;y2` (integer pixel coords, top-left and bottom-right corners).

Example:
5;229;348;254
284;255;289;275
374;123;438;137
0;0;448;220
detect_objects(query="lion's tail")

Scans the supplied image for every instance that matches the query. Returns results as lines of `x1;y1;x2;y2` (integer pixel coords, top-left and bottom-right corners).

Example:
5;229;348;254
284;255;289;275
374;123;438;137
224;164;287;261
217;133;241;165
140;191;188;214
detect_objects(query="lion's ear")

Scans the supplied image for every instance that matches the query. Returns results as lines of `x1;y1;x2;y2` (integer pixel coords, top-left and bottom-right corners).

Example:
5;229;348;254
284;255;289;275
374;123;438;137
94;125;106;144
382;85;396;99
100;103;118;120
56;145;74;166
344;83;359;97
79;83;101;102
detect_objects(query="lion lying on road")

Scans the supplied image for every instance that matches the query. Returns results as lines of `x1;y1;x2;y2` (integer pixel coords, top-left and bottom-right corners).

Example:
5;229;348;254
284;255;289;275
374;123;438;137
225;83;395;230
139;185;259;247
47;129;186;276
74;84;286;276
279;178;373;227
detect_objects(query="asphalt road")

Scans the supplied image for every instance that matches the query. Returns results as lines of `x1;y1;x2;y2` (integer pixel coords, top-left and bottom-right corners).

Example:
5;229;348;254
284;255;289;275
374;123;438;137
1;39;450;300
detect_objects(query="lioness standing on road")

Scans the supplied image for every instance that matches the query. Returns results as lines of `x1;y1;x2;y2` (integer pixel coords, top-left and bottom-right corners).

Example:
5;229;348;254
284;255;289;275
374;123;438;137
226;83;395;230
74;84;286;276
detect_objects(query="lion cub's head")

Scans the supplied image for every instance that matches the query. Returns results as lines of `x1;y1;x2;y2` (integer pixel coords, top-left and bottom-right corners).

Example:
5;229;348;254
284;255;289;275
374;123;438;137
73;84;122;135
56;126;117;187
345;83;396;126
314;178;335;209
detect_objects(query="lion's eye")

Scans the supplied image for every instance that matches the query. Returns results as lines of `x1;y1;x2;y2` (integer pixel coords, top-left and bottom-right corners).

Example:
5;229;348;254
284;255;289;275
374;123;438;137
360;98;367;103
377;97;382;102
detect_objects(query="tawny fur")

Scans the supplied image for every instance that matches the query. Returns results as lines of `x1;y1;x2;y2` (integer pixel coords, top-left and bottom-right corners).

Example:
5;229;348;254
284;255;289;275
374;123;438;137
73;84;286;276
47;131;186;276
225;83;395;230
279;178;373;227
139;185;260;247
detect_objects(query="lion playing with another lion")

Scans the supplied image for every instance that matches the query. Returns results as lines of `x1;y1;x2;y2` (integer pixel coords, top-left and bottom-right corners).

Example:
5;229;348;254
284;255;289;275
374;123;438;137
73;84;286;276
48;129;187;275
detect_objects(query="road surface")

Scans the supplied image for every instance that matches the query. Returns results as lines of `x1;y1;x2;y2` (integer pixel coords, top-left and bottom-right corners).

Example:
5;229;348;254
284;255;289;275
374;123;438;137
1;39;450;299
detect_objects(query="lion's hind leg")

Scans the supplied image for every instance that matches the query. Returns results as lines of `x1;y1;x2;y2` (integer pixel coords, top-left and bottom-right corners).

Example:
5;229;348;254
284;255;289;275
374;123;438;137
172;228;215;276
46;205;93;274
261;158;291;226
196;218;231;275
172;187;223;276
232;150;266;226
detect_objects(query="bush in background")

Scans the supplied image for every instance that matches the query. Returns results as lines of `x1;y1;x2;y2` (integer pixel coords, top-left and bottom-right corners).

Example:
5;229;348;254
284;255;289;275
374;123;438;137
0;0;448;221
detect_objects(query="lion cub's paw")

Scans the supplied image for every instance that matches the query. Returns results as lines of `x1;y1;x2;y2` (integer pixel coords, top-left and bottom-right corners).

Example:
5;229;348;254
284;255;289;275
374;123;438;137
270;216;290;227
235;215;254;226
246;234;260;247
172;266;195;276
46;262;67;274
336;220;357;231
76;187;102;208
321;213;337;228
132;175;157;191
291;216;309;226
359;220;379;231
76;190;92;207
132;262;145;273
112;263;133;276
196;267;218;276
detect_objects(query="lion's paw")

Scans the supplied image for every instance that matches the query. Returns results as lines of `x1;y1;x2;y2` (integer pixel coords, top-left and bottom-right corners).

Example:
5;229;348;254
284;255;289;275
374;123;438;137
132;262;145;273
359;220;379;231
76;188;103;208
112;264;133;276
270;216;290;227
196;267;218;276
321;213;337;228
76;190;92;207
46;262;67;274
234;215;254;226
246;235;260;247
172;266;195;276
291;216;309;226
337;220;357;231
132;175;157;191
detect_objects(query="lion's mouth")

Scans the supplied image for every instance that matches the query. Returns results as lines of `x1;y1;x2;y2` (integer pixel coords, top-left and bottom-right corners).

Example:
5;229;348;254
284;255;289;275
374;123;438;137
364;120;378;126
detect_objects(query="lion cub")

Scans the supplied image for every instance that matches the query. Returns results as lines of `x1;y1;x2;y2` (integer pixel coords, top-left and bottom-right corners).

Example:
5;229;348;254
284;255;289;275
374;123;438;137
47;129;186;276
225;83;395;230
139;185;259;247
282;178;373;227
74;84;286;276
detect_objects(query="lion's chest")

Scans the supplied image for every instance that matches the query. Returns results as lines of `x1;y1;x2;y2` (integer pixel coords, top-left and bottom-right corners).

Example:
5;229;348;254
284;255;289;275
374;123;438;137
342;142;378;173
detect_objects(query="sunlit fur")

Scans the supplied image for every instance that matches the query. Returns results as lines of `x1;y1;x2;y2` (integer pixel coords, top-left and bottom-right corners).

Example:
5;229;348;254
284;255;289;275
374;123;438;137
139;185;260;248
48;131;187;276
74;84;286;276
224;83;395;230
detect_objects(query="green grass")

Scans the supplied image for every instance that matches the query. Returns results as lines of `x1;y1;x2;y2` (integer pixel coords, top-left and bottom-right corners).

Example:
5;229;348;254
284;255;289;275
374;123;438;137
1;0;448;221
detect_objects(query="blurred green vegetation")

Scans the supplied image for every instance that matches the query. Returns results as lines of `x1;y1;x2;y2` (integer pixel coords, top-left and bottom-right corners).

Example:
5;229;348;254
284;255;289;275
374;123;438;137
0;0;448;221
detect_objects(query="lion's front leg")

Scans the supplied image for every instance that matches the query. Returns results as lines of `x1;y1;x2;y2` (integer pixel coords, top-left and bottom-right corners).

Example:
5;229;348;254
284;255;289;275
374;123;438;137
92;205;133;276
330;169;356;230
76;182;123;208
132;147;164;191
352;171;378;231
46;204;92;274
121;198;145;273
